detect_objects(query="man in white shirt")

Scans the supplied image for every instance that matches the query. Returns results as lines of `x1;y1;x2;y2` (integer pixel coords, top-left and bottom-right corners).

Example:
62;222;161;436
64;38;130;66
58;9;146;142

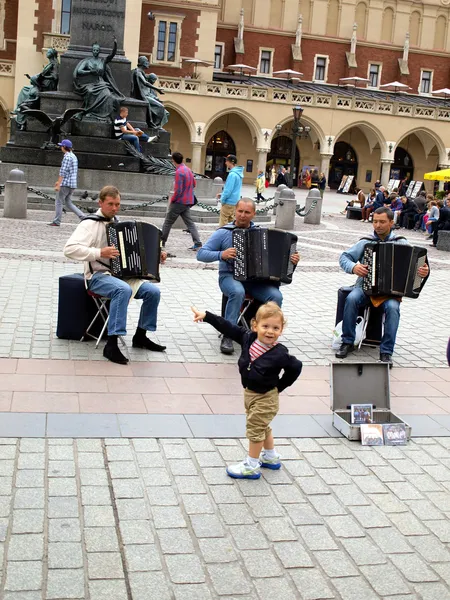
64;185;166;364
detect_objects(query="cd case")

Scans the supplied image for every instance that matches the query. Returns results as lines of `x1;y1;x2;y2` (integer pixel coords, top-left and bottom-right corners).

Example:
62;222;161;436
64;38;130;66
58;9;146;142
351;404;373;425
360;424;384;446
383;423;407;445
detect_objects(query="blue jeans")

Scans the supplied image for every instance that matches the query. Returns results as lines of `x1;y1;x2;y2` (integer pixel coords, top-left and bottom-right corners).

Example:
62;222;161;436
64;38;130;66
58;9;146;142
219;272;283;325
52;187;85;225
88;273;160;336
342;286;400;355
121;131;149;151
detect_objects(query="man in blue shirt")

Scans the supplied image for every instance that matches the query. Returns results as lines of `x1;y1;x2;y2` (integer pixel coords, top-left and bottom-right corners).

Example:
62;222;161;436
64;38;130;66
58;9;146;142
49;139;85;226
197;199;299;354
336;207;429;365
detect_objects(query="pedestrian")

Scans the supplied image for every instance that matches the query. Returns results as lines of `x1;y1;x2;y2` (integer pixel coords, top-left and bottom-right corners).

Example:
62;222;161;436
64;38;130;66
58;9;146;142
270;165;276;185
217;154;244;227
48;139;85;227
114;106;156;152
161;152;202;251
276;167;287;187
319;172;327;198
310;169;320;189
304;169;311;189
255;169;266;202
191;302;302;479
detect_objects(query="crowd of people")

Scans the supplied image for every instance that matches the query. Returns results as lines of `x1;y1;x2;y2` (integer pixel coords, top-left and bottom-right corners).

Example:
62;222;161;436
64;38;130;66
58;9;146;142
348;184;450;247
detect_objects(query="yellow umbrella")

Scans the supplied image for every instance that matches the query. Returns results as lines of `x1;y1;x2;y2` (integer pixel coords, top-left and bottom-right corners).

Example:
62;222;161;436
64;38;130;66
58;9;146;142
424;169;450;181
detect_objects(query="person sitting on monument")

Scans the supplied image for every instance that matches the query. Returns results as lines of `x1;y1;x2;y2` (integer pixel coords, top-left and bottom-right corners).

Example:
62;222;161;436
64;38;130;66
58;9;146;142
197;198;300;355
131;57;169;130
73;39;124;122
114;106;157;152
64;185;167;365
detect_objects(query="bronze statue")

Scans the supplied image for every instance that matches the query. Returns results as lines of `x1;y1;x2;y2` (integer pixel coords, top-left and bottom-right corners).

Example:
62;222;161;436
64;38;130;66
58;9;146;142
21;107;86;149
132;56;169;129
13;48;59;130
73;39;124;122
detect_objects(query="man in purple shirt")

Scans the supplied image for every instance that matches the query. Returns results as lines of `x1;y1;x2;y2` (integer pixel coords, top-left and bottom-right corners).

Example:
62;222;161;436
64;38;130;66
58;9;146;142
161;152;202;251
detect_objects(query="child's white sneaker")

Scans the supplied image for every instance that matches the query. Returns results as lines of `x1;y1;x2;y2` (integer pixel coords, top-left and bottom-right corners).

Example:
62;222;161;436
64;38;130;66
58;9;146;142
226;459;261;479
260;451;282;470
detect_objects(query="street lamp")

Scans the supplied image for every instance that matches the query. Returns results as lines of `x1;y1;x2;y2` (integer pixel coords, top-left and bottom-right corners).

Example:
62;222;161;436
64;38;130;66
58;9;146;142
289;105;310;187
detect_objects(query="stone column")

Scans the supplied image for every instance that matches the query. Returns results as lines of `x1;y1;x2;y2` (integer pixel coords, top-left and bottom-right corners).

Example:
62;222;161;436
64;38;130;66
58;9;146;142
191;143;204;174
256;148;268;173
380;160;394;187
320;154;333;188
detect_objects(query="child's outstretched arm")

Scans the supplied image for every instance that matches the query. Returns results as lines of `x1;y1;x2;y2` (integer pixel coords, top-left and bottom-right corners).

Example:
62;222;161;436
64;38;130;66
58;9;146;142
277;354;303;393
191;307;246;345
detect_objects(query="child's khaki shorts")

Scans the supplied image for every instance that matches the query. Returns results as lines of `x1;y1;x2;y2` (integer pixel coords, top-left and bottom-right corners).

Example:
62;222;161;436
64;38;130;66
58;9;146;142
244;387;279;443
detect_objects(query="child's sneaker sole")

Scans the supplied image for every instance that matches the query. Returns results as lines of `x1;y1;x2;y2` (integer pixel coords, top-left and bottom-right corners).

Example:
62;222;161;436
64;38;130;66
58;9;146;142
260;461;282;470
226;468;261;479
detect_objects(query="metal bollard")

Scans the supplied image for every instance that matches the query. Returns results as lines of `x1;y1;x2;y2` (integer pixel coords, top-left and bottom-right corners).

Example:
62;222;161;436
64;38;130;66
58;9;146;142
275;187;297;230
273;184;286;215
303;188;323;225
3;168;27;219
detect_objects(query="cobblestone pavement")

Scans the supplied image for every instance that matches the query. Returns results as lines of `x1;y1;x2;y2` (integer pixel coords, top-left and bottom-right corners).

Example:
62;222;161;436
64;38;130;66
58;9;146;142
0;436;449;599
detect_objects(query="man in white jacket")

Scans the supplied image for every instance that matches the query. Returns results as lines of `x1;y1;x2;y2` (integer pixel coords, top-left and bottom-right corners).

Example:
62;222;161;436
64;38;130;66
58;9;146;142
64;185;166;364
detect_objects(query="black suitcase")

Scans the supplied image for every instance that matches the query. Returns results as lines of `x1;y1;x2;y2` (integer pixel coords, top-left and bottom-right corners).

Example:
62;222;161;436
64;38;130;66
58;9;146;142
56;273;108;341
336;286;383;346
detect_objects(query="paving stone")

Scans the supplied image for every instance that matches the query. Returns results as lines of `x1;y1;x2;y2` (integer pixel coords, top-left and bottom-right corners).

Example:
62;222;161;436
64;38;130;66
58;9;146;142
0;495;11;517
13;510;44;534
194;452;224;468
291;439;322;452
198;538;238;563
284;461;315;477
404;500;444;521
48;478;77;497
112;479;144;499
388;512;430;536
332;577;380;600
405;475;443;493
207;563;252;596
216;445;248;461
46;569;85;599
81;486;111;506
259;517;298;542
163;444;191;459
371;465;406;482
325;515;366;538
157;528;195;554
309;495;348;517
349;505;391;528
106;446;134;461
229;524;269;550
5;562;42;591
360;563;413;595
369;493;409;514
3;592;43;600
262;468;293;485
17;454;45;470
407;536;450;563
201;467;234;486
353;475;388;494
168;459;199;476
15;471;44;489
151;506;186;529
48;543;83;569
88;579;128;600
318;469;352;486
108;461;139;479
336;459;370;476
357;452;389;467
76;439;102;452
296;476;331;495
414;583;450;600
166;554;205;584
8;534;44;561
235;478;271;497
274;541;314;568
253;577;298;600
78;469;108;487
423;519;450;542
84;526;119;552
219;504;254;525
181;494;215;515
272;484;306;504
241;549;282;578
421;464;450;482
48;519;81;543
174;476;206;495
386;482;424;500
116;499;148;521
341;537;387;566
210;485;244;504
48;446;74;461
426;491;450;512
14;489;44;509
332;484;371;506
48;461;76;478
135;452;165;468
20;440;44;453
145;487;177;506
298;525;338;550
0;461;15;477
120;521;154;545
83;505;115;527
368;527;414;554
190;514;224;538
290;568;335;599
246;496;284;518
48;497;79;519
314;549;359;577
0;476;13;495
87;552;124;579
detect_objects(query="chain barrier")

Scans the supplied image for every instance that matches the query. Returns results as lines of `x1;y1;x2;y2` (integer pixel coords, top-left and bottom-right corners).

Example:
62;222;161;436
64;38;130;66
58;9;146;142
296;197;319;218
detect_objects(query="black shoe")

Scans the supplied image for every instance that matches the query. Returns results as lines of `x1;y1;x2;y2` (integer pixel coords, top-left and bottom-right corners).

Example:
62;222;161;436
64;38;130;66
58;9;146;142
220;336;234;355
47;222;60;226
335;343;355;359
379;353;393;368
103;342;128;365
132;330;166;352
189;242;202;251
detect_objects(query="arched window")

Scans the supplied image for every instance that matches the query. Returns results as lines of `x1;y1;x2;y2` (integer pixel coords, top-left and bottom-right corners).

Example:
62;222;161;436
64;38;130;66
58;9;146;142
326;0;340;37
381;6;394;43
410;11;421;46
270;0;283;29
205;130;237;179
242;0;253;25
434;15;447;50
355;2;367;40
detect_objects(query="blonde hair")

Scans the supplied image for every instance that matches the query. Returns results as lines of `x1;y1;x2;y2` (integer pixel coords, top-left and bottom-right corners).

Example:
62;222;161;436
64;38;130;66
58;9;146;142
252;301;286;327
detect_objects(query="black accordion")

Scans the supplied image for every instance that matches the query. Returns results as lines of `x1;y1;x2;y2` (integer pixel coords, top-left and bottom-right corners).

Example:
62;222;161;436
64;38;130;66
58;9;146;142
362;242;427;299
106;221;161;281
232;227;298;284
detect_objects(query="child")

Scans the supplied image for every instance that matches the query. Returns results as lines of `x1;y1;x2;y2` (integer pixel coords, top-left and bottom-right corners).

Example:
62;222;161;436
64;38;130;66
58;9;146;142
191;302;302;480
255;170;266;202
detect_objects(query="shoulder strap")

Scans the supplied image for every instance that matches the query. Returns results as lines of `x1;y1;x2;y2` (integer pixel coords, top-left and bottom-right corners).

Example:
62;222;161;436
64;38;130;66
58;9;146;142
82;215;109;222
358;235;407;242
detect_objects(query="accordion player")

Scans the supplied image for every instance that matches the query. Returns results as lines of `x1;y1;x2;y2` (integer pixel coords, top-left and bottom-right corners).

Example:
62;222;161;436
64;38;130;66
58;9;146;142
362;242;428;299
232;227;298;284
106;220;162;282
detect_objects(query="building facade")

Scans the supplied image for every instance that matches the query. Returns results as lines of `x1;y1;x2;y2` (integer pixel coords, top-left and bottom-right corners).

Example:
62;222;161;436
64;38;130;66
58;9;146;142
2;0;450;190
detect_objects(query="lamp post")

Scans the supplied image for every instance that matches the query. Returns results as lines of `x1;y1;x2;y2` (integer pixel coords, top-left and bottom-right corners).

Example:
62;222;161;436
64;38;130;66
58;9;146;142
289;105;310;187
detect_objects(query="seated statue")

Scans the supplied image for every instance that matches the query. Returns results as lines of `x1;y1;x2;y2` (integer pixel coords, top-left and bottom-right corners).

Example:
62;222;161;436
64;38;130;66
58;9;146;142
73;39;124;122
13;48;59;130
131;56;169;129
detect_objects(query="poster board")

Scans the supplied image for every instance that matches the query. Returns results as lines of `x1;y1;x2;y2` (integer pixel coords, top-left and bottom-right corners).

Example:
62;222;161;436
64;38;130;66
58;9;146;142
411;181;423;198
391;180;400;192
406;181;415;197
342;175;354;194
338;175;348;192
387;179;395;193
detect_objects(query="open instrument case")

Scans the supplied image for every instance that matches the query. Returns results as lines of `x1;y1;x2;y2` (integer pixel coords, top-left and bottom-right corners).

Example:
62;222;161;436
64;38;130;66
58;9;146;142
330;362;411;441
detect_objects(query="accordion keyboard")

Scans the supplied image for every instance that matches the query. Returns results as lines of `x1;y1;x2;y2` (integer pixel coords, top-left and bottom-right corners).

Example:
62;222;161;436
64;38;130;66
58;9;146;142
362;246;374;293
233;230;247;280
107;226;121;275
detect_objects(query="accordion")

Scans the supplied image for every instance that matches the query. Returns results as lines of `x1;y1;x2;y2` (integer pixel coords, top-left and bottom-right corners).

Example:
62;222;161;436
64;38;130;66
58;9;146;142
106;221;162;281
362;242;427;299
232;227;298;284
